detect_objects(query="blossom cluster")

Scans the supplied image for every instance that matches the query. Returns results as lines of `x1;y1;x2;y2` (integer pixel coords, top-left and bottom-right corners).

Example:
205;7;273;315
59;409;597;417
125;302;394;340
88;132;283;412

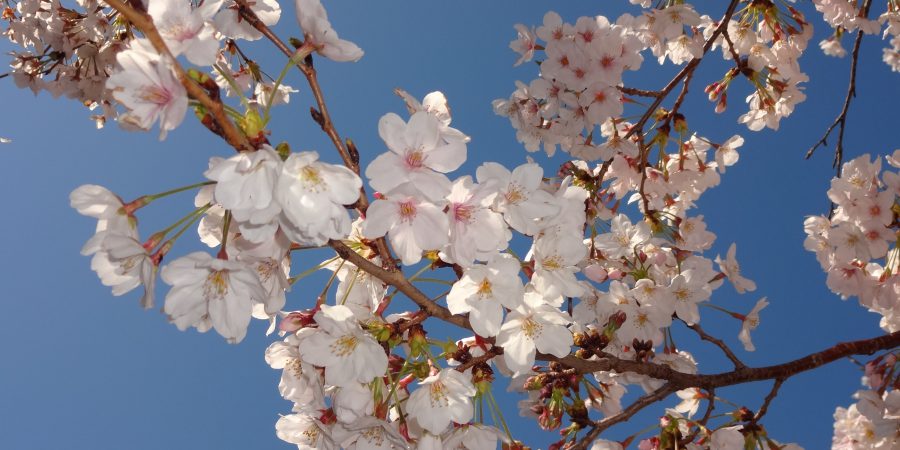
832;352;900;449
814;0;900;72
497;1;812;164
12;0;894;448
804;151;900;333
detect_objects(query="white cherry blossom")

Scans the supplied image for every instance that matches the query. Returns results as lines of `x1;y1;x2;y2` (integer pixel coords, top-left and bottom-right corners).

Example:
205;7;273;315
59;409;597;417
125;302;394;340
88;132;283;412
297;304;387;387
406;368;476;435
160;252;264;343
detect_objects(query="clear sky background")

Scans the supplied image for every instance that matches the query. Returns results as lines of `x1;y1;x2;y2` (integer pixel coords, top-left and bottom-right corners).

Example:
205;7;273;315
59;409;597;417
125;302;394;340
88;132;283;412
0;1;897;449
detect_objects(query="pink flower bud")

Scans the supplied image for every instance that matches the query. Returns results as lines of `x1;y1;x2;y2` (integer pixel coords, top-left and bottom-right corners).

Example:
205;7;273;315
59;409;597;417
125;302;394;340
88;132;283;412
607;269;625;280
584;263;608;283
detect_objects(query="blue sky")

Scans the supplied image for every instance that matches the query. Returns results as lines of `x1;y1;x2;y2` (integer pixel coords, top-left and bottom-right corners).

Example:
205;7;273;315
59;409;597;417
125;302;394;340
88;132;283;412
1;1;897;449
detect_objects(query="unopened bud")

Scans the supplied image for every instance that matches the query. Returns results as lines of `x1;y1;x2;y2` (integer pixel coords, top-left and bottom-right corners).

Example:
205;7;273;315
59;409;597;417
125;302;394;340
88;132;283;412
407;324;428;358
279;309;317;333
275;142;291;161
715;92;728;113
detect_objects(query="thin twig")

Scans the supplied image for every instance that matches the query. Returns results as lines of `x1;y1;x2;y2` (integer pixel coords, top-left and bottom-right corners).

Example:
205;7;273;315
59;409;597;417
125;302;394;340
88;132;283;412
805;0;873;178
456;346;504;373
686;321;747;370
618;86;662;98
236;0;396;268
623;0;742;141
572;383;677;450
103;0;252;152
680;387;716;446
750;377;785;425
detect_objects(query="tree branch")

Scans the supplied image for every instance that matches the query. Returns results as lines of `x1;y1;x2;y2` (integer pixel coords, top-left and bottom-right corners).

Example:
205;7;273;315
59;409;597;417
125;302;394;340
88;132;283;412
623;0;741;141
686;322;747;370
572;383;678;450
236;0;396;268
805;0;873;177
104;0;253;152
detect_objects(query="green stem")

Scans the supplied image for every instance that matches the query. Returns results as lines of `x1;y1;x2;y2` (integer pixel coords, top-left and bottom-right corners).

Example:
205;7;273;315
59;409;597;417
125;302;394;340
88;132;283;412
157;204;212;238
486;389;514;443
289;256;339;285
263;56;296;123
147;181;215;201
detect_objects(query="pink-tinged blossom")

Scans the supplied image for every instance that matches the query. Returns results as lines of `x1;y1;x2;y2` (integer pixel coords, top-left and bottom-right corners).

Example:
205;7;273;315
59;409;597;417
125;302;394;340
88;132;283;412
715;135;744;173
295;0;363;62
447;253;524;337
715;243;757;294
106;41;187;140
739;297;768;352
161;252;264;344
510;24;537;66
394;89;470;145
297;304;388;388
496;291;573;374
406;368;476;434
276;151;362;246
594;214;651;260
476;162;559;235
366;111;466;201
147;0;223;66
362;189;449;266
441;176;509;267
667;270;711;326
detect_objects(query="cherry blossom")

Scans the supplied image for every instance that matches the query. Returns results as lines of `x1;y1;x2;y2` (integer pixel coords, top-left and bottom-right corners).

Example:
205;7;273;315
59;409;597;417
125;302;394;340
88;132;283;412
160;252;264;343
297;304;388;387
406;368;476;435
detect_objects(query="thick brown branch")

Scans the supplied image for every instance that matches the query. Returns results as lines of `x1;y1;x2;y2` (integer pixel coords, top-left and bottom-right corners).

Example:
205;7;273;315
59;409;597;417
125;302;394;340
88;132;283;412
552;331;900;390
686;322;747;370
104;0;252;152
328;240;471;330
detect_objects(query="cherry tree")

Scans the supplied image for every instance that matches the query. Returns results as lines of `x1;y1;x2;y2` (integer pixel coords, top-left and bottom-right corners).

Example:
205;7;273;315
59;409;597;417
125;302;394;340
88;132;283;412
3;0;899;449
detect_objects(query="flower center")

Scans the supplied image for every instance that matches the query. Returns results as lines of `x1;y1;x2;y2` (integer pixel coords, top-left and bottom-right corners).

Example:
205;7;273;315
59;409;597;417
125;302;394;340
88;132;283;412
542;255;563;270
429;381;450;407
505;184;526;205
477;278;493;297
138;85;172;106
399;201;417;222
522;317;543;339
299;165;326;192
404;150;425;169
203;270;229;300
453;203;474;223
330;334;360;357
